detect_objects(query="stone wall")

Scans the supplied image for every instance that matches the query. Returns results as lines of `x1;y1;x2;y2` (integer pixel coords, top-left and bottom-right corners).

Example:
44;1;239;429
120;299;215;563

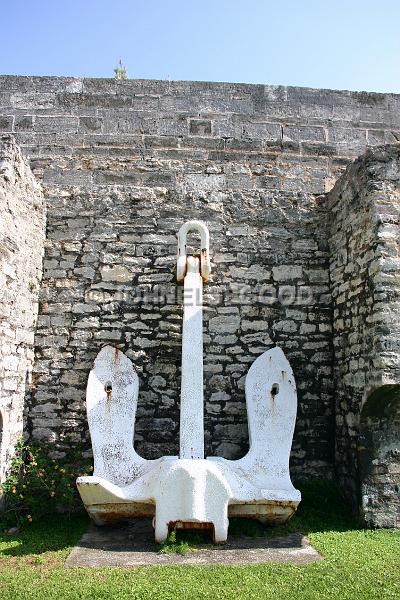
0;135;45;484
31;182;333;474
328;145;400;521
0;76;400;482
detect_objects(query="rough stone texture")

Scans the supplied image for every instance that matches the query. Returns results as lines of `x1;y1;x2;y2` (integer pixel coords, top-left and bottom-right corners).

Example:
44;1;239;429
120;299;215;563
0;135;45;484
359;386;400;528
0;77;399;513
328;145;400;525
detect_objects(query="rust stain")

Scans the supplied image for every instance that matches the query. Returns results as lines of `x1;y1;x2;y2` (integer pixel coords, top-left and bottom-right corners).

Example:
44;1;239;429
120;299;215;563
89;502;155;525
270;383;279;412
104;379;113;403
201;248;209;282
84;500;298;531
228;500;298;525
114;345;120;364
168;520;216;543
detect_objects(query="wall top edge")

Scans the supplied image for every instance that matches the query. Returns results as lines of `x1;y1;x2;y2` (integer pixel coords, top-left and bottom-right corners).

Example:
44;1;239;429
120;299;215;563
0;75;400;102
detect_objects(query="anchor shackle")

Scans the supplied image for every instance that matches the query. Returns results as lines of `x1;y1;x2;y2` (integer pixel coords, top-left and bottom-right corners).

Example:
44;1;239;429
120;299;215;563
176;220;211;283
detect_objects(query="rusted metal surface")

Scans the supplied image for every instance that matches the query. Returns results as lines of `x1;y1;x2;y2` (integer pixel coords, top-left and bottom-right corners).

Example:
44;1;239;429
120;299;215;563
168;520;216;542
89;502;155;525
87;501;296;528
176;220;211;283
105;381;112;401
87;500;296;527
228;500;297;524
200;247;210;282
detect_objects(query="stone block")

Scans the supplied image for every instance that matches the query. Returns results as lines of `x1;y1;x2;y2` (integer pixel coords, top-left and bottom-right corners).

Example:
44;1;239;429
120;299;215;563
101;265;132;282
242;122;281;140
0;116;13;131
272;265;303;282
14;115;33;131
283;125;326;142
79;116;103;132
35;116;78;133
189;119;212;136
209;315;240;334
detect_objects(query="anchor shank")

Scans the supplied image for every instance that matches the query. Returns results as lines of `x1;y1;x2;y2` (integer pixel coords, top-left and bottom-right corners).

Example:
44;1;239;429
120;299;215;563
179;256;204;459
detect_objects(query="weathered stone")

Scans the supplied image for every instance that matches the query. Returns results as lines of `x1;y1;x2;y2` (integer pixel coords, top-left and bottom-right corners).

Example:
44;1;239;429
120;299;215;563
272;265;303;282
209;315;241;334
0;77;399;526
328;145;400;526
0;136;45;485
101;265;132;282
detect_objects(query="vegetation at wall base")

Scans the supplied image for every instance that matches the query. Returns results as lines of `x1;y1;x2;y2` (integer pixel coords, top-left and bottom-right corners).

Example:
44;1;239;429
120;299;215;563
0;440;89;527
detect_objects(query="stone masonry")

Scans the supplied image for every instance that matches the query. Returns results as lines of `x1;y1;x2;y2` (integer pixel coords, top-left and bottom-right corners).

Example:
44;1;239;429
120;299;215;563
0;76;399;524
328;145;400;525
0;136;45;486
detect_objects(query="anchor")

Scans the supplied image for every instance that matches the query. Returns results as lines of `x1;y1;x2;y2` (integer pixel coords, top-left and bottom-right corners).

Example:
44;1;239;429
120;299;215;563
77;220;301;543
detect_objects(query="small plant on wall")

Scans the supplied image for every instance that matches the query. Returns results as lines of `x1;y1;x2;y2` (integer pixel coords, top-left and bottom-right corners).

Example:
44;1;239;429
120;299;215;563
114;59;128;80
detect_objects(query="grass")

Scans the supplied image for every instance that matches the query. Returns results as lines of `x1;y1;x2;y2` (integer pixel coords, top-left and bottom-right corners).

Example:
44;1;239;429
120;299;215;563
159;529;192;555
0;481;399;600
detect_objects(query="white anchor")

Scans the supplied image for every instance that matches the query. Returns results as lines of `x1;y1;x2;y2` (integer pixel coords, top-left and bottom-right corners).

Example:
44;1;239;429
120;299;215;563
77;220;301;543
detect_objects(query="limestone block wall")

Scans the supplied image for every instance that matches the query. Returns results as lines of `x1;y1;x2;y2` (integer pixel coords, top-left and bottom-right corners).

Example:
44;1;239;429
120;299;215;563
28;176;333;475
0;135;45;484
328;145;400;522
0;76;399;479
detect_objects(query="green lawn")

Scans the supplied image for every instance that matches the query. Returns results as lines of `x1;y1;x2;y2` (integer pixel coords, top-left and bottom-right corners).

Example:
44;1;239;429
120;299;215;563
0;482;399;600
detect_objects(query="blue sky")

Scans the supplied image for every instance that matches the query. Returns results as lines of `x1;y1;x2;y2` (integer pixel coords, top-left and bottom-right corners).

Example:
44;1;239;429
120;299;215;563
1;0;399;93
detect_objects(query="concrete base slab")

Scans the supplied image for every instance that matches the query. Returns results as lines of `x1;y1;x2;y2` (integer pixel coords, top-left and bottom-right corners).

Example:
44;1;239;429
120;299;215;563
65;519;322;567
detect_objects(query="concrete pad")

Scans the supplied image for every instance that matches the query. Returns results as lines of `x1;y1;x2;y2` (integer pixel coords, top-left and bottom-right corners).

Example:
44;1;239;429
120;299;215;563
65;519;322;567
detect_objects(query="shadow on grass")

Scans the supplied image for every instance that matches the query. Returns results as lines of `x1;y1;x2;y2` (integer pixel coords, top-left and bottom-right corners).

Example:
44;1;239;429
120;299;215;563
262;480;362;535
0;513;89;557
161;480;360;552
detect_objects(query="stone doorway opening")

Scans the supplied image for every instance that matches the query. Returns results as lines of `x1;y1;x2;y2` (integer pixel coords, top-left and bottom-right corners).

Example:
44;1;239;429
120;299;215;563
359;385;400;528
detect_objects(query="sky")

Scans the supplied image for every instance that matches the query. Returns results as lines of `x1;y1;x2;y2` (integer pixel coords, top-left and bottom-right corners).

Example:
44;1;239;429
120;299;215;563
1;0;399;93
